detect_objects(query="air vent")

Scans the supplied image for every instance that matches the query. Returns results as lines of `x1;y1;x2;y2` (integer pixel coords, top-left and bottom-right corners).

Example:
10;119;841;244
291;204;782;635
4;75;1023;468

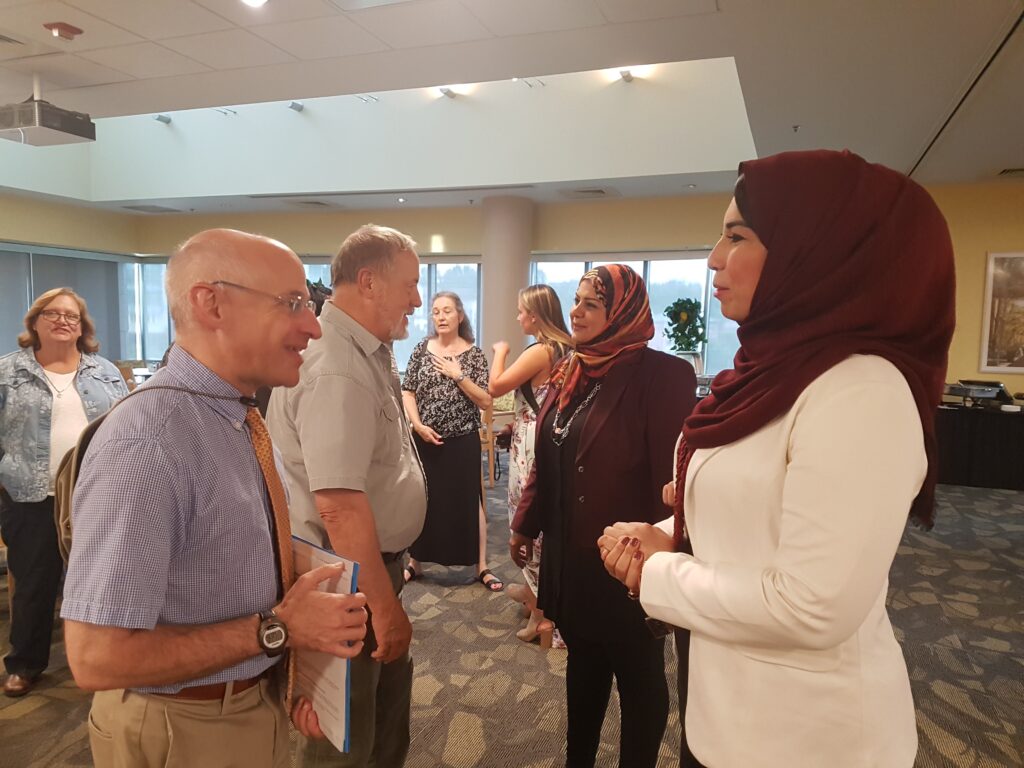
559;187;621;200
289;200;336;208
122;204;182;214
997;168;1024;178
0;32;24;45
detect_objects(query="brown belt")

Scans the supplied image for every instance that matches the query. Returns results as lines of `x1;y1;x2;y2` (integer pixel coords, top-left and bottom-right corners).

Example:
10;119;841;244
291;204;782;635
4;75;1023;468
155;670;267;701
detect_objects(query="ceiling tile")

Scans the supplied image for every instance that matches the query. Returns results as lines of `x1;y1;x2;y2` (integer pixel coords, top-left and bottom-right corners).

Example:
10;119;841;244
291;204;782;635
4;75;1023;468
79;42;211;78
190;0;339;27
0;0;142;51
594;0;718;24
460;0;606;37
350;0;492;49
160;28;295;69
0;27;63;60
62;0;235;40
250;15;387;60
3;52;134;87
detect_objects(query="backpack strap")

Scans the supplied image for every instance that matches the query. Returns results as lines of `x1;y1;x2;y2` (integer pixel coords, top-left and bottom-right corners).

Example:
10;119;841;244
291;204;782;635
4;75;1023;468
53;384;258;565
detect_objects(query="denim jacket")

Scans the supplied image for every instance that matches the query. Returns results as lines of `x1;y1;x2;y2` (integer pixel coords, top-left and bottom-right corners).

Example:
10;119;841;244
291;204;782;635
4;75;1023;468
0;348;128;502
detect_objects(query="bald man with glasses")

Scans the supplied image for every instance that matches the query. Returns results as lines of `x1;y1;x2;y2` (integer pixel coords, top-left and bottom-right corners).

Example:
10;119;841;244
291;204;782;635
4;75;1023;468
61;229;369;768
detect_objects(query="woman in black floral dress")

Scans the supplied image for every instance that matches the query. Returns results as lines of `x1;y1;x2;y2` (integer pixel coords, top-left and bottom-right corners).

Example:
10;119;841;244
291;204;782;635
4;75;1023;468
402;292;503;591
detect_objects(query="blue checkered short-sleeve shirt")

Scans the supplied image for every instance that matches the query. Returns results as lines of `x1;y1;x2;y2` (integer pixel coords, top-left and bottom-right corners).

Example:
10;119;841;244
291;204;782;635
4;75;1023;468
61;346;281;693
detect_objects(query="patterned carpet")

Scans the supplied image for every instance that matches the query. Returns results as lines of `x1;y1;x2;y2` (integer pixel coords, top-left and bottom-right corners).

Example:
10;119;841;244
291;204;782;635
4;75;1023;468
0;478;1021;767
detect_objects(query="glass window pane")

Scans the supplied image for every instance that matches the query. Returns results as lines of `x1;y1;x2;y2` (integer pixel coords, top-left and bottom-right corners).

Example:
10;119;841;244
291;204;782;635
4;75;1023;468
533;261;586;329
118;263;141;360
704;290;740;376
647;258;709;355
304;264;332;287
393;263;429;372
590;259;644;275
31;254;123;360
141;263;170;361
0;250;31;356
435;263;480;343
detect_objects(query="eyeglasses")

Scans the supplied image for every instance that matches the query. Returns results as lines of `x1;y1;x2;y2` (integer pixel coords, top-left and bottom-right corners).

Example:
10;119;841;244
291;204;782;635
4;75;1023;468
211;281;316;315
39;310;81;326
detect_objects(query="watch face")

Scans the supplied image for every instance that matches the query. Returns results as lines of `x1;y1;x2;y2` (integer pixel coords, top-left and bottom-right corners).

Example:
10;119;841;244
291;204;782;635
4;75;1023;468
263;626;287;650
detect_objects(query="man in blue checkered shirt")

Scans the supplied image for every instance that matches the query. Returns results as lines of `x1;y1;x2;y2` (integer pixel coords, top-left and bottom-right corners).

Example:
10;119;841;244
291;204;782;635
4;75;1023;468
61;229;368;768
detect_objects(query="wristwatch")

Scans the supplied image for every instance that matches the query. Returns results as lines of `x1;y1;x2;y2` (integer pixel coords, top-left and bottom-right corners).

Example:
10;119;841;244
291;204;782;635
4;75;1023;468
257;609;288;657
455;374;466;383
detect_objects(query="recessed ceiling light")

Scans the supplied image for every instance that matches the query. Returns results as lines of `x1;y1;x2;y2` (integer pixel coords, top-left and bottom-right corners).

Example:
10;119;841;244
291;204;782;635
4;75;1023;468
241;0;268;8
397;196;406;203
687;184;697;189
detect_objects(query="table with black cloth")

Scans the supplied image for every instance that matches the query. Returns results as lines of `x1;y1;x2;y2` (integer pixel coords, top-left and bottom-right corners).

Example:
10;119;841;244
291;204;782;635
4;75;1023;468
935;405;1024;491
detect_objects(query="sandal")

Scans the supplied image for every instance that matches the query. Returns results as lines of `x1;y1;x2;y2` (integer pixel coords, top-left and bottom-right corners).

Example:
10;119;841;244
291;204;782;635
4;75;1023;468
477;569;505;592
403;565;422;583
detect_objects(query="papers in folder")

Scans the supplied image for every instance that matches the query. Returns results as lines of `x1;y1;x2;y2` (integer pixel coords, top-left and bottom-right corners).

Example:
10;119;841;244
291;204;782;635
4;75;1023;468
291;536;360;754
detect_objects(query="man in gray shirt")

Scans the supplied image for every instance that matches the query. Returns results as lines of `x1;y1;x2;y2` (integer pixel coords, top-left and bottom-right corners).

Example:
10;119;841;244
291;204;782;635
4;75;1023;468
268;224;427;767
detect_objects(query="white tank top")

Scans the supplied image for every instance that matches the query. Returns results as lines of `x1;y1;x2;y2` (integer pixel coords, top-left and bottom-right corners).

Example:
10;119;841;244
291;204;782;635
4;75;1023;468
44;370;89;494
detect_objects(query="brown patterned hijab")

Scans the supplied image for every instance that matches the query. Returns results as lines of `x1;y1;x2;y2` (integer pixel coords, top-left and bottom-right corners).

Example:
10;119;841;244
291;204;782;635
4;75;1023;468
551;264;655;410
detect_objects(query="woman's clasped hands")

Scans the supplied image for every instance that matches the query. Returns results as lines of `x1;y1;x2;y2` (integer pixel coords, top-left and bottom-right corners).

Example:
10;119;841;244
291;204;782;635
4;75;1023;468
597;522;673;598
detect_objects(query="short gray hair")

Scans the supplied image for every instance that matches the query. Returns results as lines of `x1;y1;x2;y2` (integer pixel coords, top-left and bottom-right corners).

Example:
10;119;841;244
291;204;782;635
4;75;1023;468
331;224;417;287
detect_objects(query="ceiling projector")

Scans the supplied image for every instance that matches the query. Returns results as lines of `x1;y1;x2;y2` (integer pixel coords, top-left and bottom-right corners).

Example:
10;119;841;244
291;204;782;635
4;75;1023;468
0;97;96;146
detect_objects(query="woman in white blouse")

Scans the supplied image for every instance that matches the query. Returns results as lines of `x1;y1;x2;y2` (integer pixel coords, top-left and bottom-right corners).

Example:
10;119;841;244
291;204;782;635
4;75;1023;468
600;150;956;767
0;288;127;697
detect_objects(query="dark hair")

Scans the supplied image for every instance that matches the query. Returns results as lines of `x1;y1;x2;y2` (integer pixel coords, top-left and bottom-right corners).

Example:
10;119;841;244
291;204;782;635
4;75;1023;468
430;291;474;343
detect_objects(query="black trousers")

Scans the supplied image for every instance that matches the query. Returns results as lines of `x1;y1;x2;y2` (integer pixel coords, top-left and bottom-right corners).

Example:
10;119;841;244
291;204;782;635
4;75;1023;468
558;627;669;768
0;490;63;677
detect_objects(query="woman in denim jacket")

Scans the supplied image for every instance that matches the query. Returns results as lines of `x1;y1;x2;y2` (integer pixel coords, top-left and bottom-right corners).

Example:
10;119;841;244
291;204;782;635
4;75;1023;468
0;287;127;697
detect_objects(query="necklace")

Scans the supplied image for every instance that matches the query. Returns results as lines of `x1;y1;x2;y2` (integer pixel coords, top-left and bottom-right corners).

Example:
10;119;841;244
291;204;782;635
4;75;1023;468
43;370;76;399
551;383;601;446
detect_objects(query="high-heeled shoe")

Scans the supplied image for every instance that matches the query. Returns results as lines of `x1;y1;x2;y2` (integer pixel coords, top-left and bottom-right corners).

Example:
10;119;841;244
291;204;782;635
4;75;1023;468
516;616;554;649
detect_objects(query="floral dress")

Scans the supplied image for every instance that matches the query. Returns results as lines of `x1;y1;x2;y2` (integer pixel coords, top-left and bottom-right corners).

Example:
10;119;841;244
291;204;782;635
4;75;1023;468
507;381;550;594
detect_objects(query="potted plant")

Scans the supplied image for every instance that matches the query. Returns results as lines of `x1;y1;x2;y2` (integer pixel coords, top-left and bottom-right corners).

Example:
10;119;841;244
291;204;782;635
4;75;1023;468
664;297;706;374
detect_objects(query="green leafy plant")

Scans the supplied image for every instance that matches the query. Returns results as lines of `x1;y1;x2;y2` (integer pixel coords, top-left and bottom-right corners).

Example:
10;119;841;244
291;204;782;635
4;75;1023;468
664;298;706;354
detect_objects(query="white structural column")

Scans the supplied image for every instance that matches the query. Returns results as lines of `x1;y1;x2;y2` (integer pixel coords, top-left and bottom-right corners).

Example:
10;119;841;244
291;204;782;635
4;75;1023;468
480;196;535;355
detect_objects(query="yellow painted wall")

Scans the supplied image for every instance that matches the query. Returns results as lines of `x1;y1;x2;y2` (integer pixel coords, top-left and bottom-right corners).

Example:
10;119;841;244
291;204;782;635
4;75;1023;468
0;193;139;254
2;185;1023;391
931;182;1024;394
535;195;731;253
135;207;484;257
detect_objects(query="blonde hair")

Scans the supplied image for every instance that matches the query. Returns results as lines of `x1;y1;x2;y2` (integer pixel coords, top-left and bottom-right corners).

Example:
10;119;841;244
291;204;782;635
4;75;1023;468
18;287;99;353
332;224;417;287
519;284;571;359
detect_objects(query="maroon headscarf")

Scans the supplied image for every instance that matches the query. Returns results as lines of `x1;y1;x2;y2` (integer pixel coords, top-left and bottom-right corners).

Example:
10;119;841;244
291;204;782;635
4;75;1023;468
673;150;955;547
550;264;654;410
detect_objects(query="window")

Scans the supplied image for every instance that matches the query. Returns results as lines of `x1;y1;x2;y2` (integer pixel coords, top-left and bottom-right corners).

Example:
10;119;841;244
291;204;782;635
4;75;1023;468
0;250;31;356
532;261;587;328
530;253;740;376
647;259;708;356
303;263;332;287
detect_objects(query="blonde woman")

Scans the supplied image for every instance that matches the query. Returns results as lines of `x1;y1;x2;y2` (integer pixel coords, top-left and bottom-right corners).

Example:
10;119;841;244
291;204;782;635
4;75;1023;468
0;288;127;697
490;285;571;645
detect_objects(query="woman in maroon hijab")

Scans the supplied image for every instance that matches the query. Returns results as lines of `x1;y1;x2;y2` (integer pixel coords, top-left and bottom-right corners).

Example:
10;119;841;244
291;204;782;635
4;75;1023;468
600;150;955;767
511;264;697;768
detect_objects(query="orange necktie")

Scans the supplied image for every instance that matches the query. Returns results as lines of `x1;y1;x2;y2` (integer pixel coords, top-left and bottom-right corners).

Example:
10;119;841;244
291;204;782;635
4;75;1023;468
245;407;295;709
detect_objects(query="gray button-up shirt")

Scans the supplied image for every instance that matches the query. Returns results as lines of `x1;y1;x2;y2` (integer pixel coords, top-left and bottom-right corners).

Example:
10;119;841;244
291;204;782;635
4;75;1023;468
267;301;427;554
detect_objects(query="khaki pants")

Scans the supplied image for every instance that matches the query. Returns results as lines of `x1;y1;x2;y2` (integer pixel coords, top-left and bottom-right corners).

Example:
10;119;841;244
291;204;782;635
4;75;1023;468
88;677;290;768
298;558;413;768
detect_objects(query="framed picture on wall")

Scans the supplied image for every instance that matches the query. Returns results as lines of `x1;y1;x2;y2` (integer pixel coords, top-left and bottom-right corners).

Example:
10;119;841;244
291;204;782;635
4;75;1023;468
979;252;1024;373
